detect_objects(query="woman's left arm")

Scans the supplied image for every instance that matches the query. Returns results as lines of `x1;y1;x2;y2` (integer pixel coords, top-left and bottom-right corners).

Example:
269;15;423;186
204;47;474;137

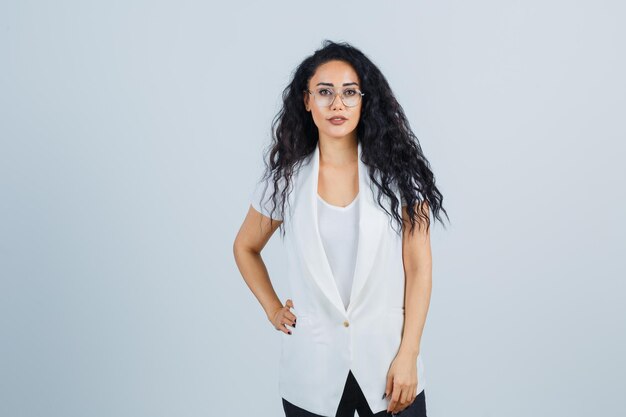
398;201;432;358
384;202;433;413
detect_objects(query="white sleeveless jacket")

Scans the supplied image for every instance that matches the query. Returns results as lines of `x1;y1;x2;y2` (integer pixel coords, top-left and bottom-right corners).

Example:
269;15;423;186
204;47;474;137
268;141;425;416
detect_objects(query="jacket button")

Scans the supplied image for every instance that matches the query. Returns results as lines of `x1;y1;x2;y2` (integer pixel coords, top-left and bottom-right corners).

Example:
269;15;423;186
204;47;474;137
343;320;350;327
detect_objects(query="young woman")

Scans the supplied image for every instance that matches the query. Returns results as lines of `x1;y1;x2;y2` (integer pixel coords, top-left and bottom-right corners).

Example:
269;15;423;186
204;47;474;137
233;40;448;417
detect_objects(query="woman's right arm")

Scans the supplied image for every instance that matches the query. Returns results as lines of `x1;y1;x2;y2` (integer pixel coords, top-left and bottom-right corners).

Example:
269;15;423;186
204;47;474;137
232;205;296;334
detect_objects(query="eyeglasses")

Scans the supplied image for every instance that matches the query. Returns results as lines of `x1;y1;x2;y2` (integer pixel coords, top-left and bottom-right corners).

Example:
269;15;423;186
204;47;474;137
305;87;365;108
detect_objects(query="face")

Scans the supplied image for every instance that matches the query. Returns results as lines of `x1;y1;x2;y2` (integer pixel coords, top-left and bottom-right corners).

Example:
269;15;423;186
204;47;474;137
303;60;363;142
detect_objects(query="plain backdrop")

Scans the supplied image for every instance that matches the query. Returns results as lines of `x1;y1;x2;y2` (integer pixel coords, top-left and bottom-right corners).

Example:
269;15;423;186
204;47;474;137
1;1;625;416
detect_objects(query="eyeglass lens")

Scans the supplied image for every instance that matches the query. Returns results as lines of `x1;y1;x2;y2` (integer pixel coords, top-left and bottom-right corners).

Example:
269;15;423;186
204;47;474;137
313;87;362;107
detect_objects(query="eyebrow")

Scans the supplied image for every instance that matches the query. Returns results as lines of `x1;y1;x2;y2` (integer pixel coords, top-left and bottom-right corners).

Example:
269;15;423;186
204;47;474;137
315;82;359;87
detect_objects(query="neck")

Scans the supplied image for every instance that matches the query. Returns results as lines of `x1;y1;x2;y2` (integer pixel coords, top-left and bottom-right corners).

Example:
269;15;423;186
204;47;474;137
318;134;358;167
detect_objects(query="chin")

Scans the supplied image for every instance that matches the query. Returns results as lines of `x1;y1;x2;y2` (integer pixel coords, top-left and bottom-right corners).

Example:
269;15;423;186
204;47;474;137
327;125;357;135
326;131;354;139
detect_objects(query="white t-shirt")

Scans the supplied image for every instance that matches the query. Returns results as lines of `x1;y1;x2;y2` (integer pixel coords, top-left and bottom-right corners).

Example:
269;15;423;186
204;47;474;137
249;175;360;309
250;175;420;309
249;173;416;220
316;192;360;310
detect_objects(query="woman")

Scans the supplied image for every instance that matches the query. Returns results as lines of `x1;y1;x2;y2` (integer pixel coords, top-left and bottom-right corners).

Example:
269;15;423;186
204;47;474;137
233;40;448;417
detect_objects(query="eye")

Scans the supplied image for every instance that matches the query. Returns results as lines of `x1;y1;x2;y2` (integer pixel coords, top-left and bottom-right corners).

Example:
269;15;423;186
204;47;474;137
345;89;357;96
318;88;333;96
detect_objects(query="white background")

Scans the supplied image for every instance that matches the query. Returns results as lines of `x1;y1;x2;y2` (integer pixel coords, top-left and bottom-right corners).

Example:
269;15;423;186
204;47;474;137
1;1;624;416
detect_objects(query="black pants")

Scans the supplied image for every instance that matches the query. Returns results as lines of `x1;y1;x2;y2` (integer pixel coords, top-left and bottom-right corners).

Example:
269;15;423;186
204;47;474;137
282;370;427;417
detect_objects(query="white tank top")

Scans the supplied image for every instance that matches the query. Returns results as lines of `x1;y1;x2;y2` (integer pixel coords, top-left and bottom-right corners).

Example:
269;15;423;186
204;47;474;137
316;192;360;310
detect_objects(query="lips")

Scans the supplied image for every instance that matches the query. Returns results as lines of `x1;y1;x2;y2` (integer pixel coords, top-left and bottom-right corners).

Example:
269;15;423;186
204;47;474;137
328;116;348;125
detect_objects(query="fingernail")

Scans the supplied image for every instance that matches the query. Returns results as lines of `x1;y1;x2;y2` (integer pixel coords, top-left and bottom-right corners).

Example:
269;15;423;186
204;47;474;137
382;392;386;399
288;331;292;335
293;323;296;328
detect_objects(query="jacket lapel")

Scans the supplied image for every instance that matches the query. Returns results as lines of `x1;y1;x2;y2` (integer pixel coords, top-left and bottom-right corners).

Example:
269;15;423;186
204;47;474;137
293;141;386;317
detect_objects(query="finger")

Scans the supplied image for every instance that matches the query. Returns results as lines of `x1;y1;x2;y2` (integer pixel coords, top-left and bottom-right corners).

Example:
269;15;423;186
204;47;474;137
406;384;415;403
287;315;297;327
396;387;412;414
278;321;292;335
278;307;296;327
276;314;293;333
397;389;406;411
281;315;296;329
283;300;295;318
284;310;297;326
383;374;393;400
387;388;401;413
401;387;412;409
393;387;406;414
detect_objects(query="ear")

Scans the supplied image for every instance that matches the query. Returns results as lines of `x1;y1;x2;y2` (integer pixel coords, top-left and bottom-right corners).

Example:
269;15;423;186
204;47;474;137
303;90;310;112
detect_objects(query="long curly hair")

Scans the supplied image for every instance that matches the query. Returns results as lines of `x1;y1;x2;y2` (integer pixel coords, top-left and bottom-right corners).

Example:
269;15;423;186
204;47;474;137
257;39;449;237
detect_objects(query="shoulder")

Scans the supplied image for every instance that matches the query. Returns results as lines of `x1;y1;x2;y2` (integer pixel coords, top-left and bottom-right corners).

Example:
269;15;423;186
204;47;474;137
249;172;287;221
248;151;315;220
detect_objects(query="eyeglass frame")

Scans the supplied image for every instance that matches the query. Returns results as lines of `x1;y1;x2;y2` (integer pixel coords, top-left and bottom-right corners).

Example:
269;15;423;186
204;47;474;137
304;87;365;108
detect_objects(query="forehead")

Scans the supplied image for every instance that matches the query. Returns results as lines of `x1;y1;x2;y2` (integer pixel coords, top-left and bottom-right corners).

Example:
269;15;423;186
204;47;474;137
309;60;360;85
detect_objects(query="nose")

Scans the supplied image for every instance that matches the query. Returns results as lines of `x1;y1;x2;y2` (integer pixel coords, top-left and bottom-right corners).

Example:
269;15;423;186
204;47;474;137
330;92;345;111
